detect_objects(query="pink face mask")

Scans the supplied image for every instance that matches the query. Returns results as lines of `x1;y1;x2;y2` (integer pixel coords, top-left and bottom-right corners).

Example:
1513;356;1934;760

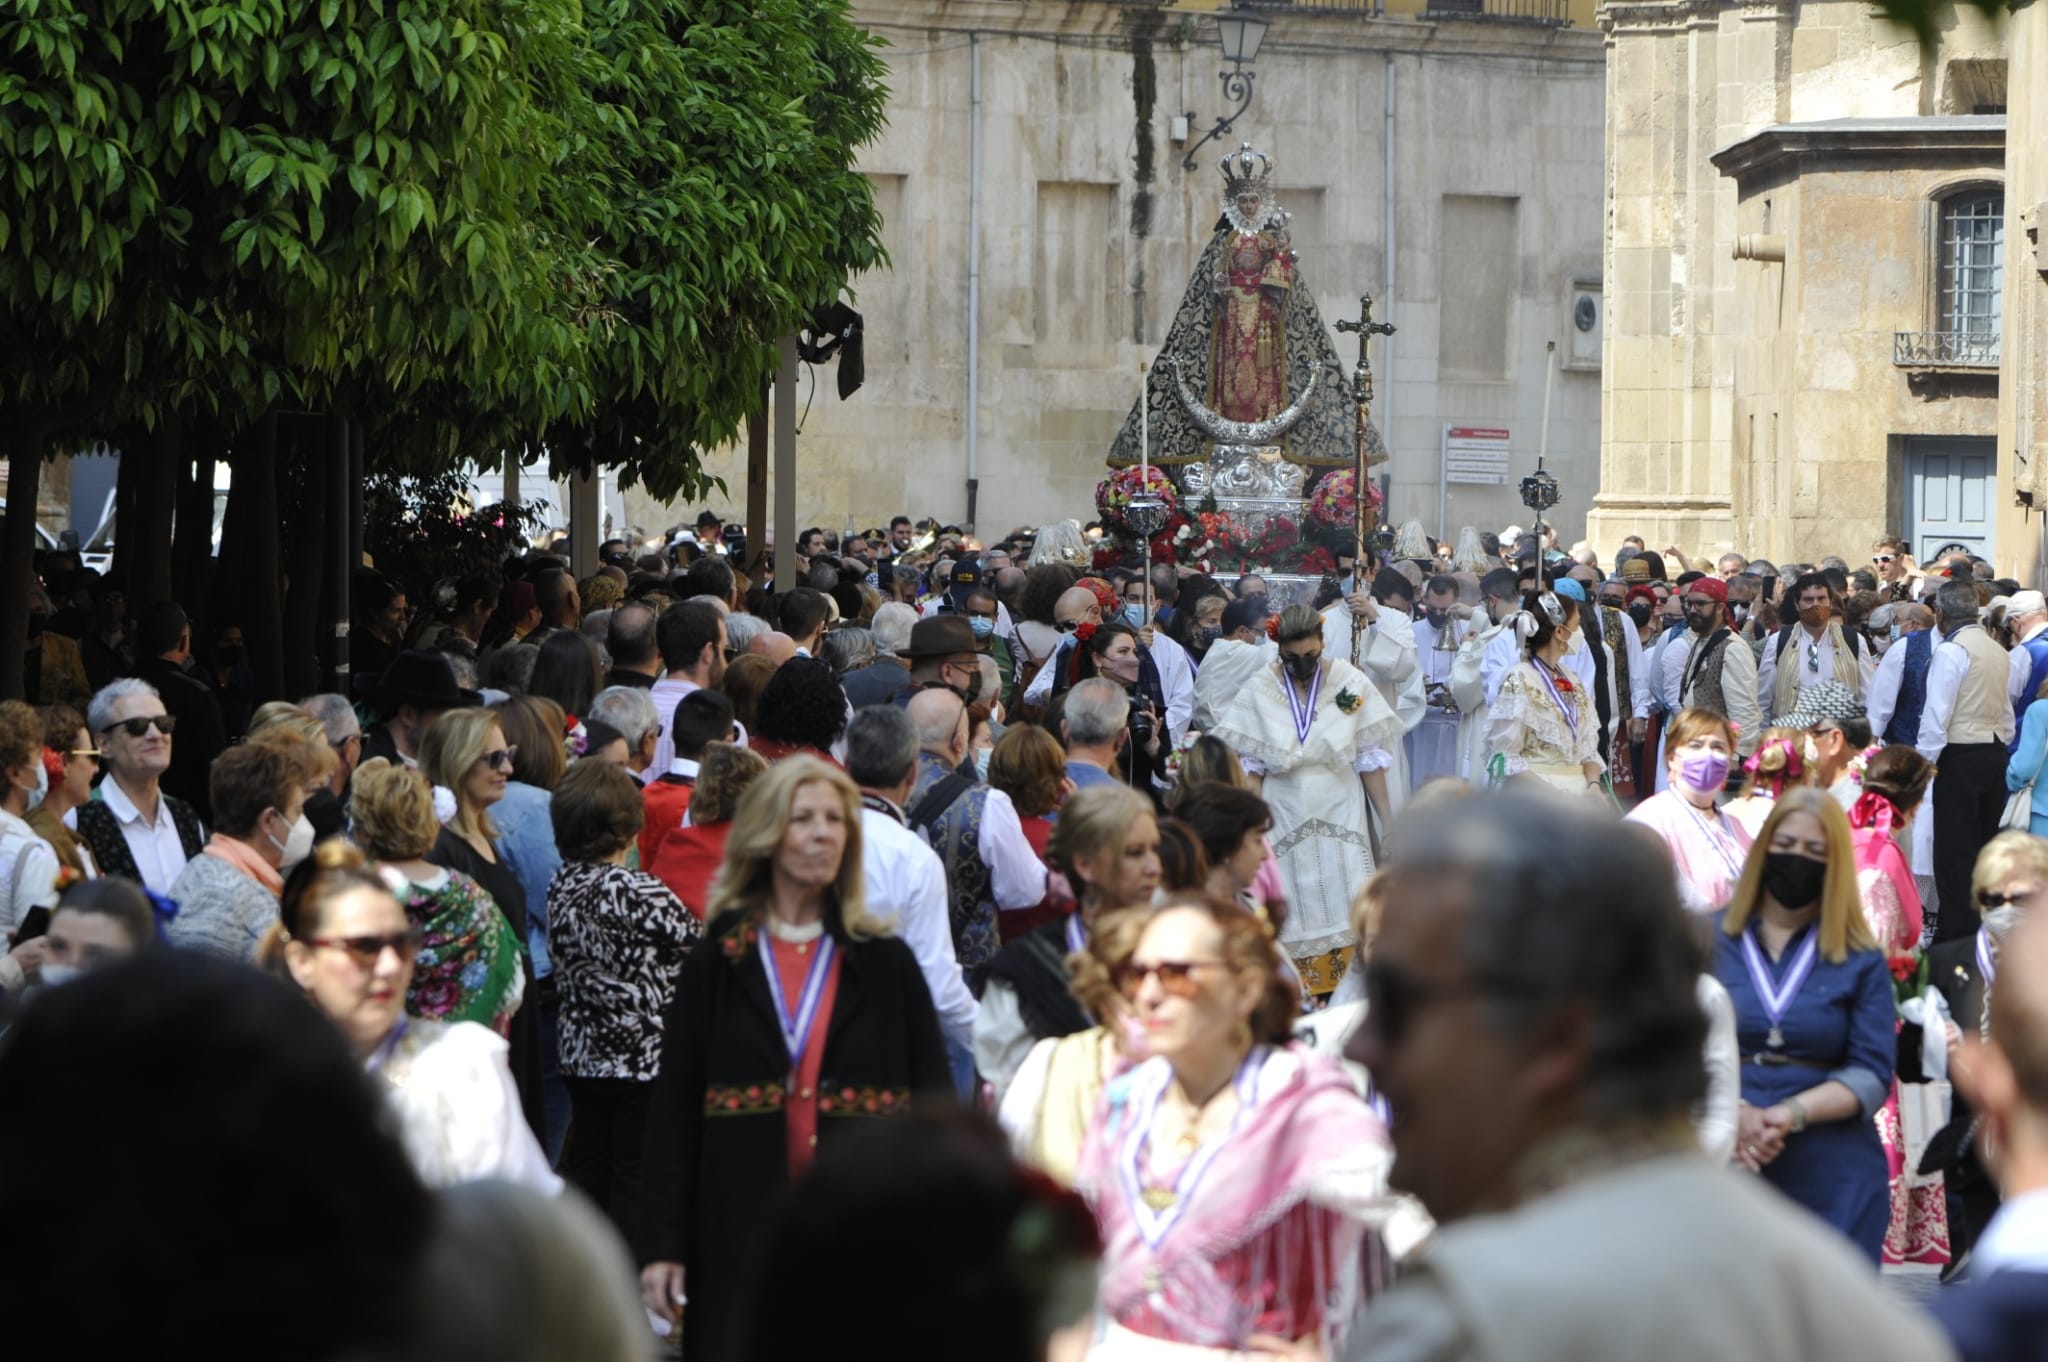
1118;1013;1151;1060
1677;750;1731;795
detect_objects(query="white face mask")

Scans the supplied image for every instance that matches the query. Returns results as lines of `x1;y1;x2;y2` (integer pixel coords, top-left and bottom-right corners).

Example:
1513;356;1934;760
268;811;317;870
23;759;47;814
39;962;81;988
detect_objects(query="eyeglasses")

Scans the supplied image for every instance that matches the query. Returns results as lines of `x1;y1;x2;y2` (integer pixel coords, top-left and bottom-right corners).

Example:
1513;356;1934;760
305;930;425;967
1360;963;1490;1047
1977;888;2038;910
1873;555;1895;565
1055;620;1083;634
1113;959;1227;1000
103;715;176;738
481;746;520;772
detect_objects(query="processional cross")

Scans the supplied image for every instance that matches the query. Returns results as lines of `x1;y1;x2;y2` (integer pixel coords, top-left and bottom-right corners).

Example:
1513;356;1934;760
1335;294;1395;660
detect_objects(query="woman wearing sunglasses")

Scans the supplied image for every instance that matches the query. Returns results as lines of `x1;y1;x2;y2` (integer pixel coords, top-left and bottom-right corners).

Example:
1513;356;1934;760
1074;897;1391;1358
421;706;546;1143
262;840;558;1191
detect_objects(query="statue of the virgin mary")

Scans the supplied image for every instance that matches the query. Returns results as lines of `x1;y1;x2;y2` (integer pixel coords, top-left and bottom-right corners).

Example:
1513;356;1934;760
1107;143;1384;490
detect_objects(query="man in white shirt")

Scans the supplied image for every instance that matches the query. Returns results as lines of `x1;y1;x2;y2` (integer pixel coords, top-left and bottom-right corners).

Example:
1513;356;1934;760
1664;575;1762;757
68;679;204;897
1021;588;1192;745
1758;572;1876;723
1920;579;2017;942
647;599;729;774
845;707;978;1093
1324;567;1425;806
1450;568;1525;782
1409;575;1469;789
2004;590;2048;733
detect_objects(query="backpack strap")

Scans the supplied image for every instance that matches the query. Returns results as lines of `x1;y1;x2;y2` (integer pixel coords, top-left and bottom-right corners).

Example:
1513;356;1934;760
907;773;975;844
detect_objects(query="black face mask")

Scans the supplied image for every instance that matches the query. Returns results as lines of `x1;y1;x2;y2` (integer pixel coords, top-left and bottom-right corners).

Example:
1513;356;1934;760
1424;608;1449;630
955;667;984;706
1283;651;1321;682
1193;625;1221;651
1628;602;1655;627
1762;852;1828;909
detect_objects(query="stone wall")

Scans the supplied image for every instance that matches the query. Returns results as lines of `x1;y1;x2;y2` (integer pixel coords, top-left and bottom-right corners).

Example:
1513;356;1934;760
622;0;1607;548
1589;0;2008;564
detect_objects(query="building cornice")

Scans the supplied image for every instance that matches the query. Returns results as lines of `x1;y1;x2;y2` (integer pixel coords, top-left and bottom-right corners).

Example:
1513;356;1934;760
1710;116;2006;181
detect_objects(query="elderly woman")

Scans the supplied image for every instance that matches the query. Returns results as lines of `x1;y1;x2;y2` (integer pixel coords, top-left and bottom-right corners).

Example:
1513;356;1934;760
247;701;347;840
1075;898;1391;1356
261;842;558;1192
648;740;770;918
348;757;524;1034
165;740;318;959
638;757;951;1359
546;759;701;1237
1211;603;1402;998
1625;708;1753;913
998;906;1152;1184
976;784;1162;1100
1714;788;1894;1261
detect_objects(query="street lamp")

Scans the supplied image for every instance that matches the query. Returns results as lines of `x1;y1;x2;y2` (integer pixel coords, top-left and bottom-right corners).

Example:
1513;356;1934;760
1181;9;1271;172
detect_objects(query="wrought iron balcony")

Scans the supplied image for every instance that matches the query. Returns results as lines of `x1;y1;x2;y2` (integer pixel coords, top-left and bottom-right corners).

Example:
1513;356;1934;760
1893;330;2001;369
1424;0;1570;25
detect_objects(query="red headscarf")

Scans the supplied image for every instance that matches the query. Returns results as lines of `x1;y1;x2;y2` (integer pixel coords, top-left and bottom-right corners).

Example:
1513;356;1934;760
1075;576;1120;618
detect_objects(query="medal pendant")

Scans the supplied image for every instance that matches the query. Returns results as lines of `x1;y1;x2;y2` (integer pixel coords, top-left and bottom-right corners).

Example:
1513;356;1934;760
1140;1187;1179;1212
1144;1266;1164;1295
1767;1025;1784;1049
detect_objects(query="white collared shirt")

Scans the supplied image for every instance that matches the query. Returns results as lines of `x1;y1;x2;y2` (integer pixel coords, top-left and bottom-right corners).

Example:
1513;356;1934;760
860;805;978;1048
96;778;193;897
1972;1185;2048;1276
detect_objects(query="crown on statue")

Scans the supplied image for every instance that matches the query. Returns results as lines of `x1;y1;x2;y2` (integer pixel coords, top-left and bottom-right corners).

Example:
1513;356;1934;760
1219;143;1273;200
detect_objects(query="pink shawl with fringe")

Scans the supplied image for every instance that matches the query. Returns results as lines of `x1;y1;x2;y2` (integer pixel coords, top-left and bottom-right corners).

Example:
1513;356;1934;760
1849;793;1921;948
1074;1044;1392;1351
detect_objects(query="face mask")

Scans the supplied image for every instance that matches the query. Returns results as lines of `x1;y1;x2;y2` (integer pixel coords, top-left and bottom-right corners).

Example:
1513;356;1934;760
269;812;317;870
973;747;993;782
1120;605;1146;629
956;667;984;707
22;759;47;813
1628;602;1655;626
38;963;81;988
1676;750;1731;795
1193;625;1221;650
1762;852;1828;909
1889;624;1903;644
967;616;995;641
1731;603;1749;623
1424;608;1450;630
1985;905;2024;940
1283;651;1320;681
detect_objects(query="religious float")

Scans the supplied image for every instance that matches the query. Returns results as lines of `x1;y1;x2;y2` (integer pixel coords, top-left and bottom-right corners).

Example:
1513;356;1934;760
1099;143;1391;607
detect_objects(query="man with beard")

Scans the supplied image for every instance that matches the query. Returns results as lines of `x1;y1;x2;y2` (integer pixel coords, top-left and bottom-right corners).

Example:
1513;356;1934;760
646;599;730;774
1663;575;1761;762
1760;573;1875;725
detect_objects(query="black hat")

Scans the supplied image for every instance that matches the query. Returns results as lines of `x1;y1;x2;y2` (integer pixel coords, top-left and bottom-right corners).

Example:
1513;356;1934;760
947;559;984;610
899;615;979;660
375;650;480;711
696;510;724;529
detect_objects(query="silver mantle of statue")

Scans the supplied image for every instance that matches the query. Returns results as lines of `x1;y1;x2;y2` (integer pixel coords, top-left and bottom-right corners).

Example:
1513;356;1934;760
1107;143;1387;486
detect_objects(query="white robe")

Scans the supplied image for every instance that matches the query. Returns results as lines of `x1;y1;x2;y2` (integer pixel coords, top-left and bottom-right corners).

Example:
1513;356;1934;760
1323;603;1426;809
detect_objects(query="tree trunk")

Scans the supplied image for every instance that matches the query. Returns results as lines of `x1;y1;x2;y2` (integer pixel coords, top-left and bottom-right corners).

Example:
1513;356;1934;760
283;421;330;699
326;417;353;693
172;442;217;629
228;412;284;704
128;419;179;610
0;414;49;701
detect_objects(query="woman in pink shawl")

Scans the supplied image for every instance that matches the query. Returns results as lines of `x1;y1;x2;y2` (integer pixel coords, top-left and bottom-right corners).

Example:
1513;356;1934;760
1846;746;1948;1268
1074;898;1392;1358
1623;708;1751;914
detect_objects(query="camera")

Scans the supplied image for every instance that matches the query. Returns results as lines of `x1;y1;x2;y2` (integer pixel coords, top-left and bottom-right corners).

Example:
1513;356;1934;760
1127;690;1156;750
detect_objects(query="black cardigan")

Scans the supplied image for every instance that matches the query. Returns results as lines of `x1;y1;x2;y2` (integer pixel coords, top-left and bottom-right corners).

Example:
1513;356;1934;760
637;907;950;1361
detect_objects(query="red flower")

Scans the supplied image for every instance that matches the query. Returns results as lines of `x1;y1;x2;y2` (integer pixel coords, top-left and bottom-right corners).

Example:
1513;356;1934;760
726;1094;741;1110
1888;954;1919;982
1074;620;1099;644
1264;616;1281;641
1553;674;1575;693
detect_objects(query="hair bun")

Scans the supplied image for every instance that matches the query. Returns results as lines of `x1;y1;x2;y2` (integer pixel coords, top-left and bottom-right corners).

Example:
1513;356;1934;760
313;839;367;872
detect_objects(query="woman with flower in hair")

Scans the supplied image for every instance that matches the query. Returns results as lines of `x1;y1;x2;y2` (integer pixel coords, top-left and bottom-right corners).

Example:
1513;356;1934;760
1210;604;1400;998
1725;726;1814;840
1844;746;1949;1267
1481;589;1604;797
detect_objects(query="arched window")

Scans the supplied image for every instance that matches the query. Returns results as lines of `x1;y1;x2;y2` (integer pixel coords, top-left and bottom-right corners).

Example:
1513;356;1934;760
1939;189;2003;338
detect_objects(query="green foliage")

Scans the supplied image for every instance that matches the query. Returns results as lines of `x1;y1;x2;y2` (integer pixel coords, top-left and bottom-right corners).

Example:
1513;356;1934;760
360;470;545;597
0;0;891;505
1874;0;2012;50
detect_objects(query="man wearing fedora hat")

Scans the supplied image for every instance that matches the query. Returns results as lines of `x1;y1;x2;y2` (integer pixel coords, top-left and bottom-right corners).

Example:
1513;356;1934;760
893;616;988;710
361;651;480;770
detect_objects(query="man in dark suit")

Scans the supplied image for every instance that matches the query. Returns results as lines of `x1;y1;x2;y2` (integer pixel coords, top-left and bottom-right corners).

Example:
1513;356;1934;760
132;600;228;827
1929;902;2048;1362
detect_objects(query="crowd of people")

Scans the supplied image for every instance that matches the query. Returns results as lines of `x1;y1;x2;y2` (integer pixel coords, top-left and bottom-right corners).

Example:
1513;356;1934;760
3;513;2046;1362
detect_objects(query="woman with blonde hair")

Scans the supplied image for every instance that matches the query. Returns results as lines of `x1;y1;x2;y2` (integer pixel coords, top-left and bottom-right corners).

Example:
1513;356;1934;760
247;703;346;839
1724;725;1813;840
998;906;1153;1183
638;756;950;1360
1712;787;1894;1260
421;705;544;1141
976;783;1163;1100
1210;603;1401;998
349;757;524;1035
262;841;557;1192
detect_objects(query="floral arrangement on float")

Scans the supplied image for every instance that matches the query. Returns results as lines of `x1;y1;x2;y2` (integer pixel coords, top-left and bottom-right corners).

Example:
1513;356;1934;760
1303;469;1384;555
1091;468;1211;571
